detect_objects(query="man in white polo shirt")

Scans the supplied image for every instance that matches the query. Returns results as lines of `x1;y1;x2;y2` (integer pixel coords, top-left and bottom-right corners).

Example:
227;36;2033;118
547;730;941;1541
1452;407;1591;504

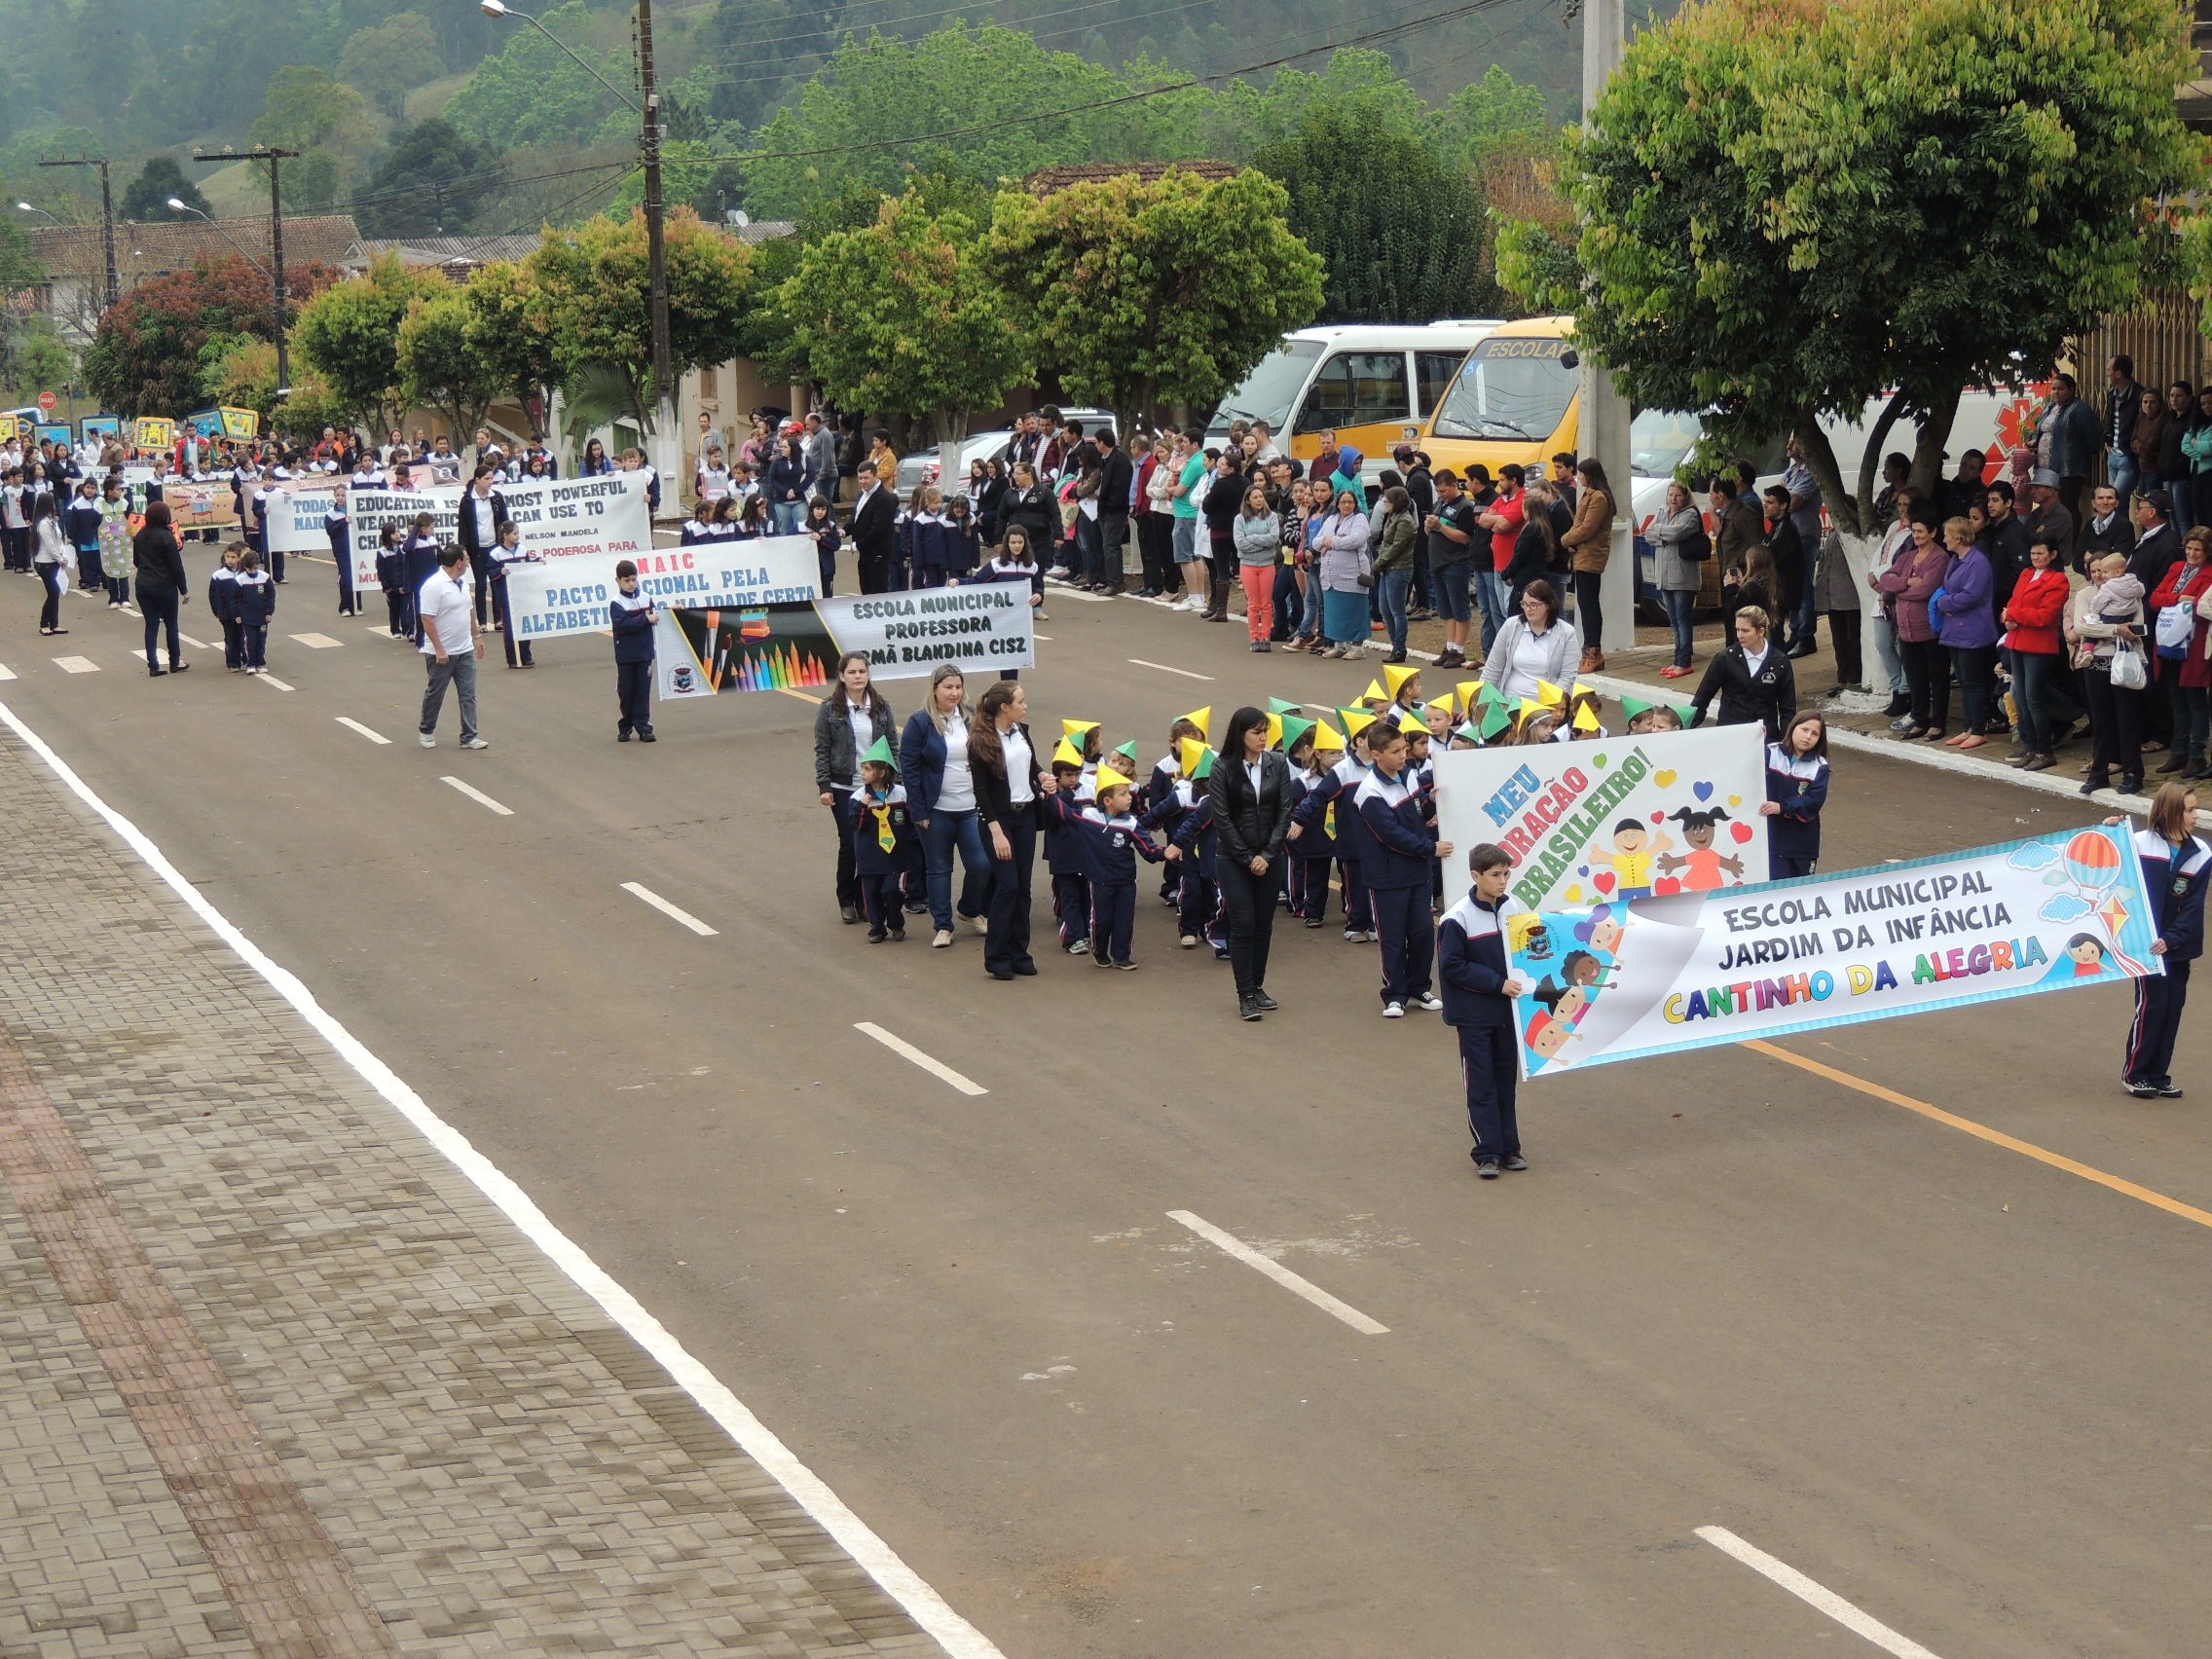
419;545;489;750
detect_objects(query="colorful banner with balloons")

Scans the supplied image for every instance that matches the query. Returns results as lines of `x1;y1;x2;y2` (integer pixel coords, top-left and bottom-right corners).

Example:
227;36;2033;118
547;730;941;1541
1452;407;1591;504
1502;826;2160;1081
1431;723;1769;912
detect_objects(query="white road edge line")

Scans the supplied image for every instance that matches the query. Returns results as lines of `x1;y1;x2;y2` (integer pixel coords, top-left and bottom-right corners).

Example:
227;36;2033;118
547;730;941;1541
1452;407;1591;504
0;694;1006;1659
439;775;514;816
852;1022;988;1096
1126;658;1214;682
619;880;718;936
335;717;390;746
1165;1210;1389;1335
1694;1527;1943;1659
254;672;296;692
0;664;14;682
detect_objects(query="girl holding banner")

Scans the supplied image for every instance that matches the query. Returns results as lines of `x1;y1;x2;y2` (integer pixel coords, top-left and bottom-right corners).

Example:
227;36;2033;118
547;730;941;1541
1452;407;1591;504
2119;783;2212;1098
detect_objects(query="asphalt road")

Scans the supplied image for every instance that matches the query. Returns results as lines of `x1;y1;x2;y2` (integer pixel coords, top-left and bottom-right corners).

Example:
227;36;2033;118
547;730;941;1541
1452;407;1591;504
4;550;2209;1659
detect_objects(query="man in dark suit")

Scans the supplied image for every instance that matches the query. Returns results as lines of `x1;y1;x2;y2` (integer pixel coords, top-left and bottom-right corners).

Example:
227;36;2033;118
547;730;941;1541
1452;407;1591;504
1092;428;1133;595
849;462;899;593
456;463;509;627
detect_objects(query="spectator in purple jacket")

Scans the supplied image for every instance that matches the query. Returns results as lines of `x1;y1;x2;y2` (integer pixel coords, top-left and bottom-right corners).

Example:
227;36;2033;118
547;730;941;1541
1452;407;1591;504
1936;514;2000;751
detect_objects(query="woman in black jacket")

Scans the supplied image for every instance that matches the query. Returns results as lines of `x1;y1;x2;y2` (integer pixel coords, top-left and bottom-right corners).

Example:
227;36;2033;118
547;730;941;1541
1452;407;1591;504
970;680;1052;980
1689;605;1797;743
997;461;1054;557
813;651;897;924
1208;705;1295;1020
131;500;191;677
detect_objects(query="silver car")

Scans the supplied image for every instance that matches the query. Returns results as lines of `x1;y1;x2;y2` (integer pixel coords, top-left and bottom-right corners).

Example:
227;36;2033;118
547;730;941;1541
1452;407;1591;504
895;408;1120;495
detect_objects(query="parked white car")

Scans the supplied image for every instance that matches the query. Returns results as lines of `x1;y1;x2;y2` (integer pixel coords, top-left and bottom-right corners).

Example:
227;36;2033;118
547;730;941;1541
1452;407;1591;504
895;407;1120;495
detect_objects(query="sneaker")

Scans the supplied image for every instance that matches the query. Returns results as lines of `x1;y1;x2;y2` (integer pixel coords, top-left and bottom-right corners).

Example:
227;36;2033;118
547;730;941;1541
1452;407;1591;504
1382;1001;1404;1018
1180;934;1199;949
1239;993;1265;1021
1112;959;1138;971
1251;988;1278;1011
932;929;953;947
969;914;988;936
1501;1154;1530;1172
2158;1084;2185;1098
840;904;860;925
1474;1158;1500;1179
639;731;657;743
1343;929;1373;943
419;732;436;748
888;928;905;942
2023;753;2056;772
1305;916;1324;928
866;928;888;943
1412;991;1444;1012
1067;939;1090;955
461;736;490;750
2124;1081;2161;1098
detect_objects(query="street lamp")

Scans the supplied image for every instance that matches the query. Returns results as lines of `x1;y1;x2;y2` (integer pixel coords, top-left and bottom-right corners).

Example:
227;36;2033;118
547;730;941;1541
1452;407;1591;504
15;202;59;224
167;199;288;397
482;0;674;497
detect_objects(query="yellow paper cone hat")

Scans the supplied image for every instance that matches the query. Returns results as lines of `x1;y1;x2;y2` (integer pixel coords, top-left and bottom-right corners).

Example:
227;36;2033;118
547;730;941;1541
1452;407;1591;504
1094;763;1132;793
1051;738;1084;767
1336;705;1377;740
1181;706;1212;742
1266;711;1284;749
1178;735;1209;777
1456;680;1484;714
1518;697;1542;723
1536;679;1567;709
1382;663;1420;699
1571;682;1595;701
1395;706;1426;734
1311;719;1346;751
1361;678;1386;705
1062;718;1099;745
1571;702;1602;733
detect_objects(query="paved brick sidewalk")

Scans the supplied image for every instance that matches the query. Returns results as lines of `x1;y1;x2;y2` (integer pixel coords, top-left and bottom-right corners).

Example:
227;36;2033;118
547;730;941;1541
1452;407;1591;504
0;729;941;1659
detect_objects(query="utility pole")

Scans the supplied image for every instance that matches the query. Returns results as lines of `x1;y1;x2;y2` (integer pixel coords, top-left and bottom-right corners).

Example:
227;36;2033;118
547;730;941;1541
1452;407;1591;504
636;0;677;498
1580;0;1635;656
192;146;298;401
37;157;117;312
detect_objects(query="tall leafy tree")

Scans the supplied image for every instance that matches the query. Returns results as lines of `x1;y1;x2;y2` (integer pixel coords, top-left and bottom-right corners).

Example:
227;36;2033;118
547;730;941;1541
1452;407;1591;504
1498;0;2200;532
290;253;449;427
119;157;209;223
523;206;753;431
1254;98;1493;323
449;0;631;153
335;12;443;122
357;121;498;238
397;288;502;446
769;191;1027;447
692;0;841;131
83;255;341;417
987;167;1325;429
459;260;561;438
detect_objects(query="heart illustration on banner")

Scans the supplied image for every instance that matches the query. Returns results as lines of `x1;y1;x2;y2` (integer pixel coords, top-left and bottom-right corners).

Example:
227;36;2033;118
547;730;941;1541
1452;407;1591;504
1731;823;1754;843
1594;753;1608;767
1594;872;1617;894
1577;866;1590;877
1653;876;1682;897
1650;810;1666;823
1692;781;1714;802
1564;883;1585;902
1655;769;1677;788
1728;793;1743;807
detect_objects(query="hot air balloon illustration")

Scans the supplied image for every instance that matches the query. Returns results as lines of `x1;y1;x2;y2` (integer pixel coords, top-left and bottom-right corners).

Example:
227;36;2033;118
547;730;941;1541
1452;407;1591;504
2064;830;2123;894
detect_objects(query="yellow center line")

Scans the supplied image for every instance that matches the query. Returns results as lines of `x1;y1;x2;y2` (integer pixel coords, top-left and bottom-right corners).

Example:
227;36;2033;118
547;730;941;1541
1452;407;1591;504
1747;1039;2212;1232
777;686;824;703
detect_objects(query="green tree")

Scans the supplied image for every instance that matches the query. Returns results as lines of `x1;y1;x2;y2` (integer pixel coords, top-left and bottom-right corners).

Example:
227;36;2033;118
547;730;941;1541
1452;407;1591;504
692;0;839;132
119;157;209;223
290;253;449;428
524;207;753;431
460;260;561;438
449;1;631;153
1254;100;1493;323
84;255;341;417
987;167;1324;429
357;120;498;238
1433;64;1551;170
335;12;444;122
770;191;1026;448
1498;0;2201;533
252;65;384;210
397;288;502;447
2;315;74;403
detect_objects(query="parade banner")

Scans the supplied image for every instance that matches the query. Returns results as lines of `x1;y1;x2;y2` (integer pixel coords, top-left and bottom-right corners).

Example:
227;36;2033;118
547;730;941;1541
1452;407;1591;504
654;584;1036;698
346;487;462;591
498;472;652;563
218;405;258;439
512;534;820;644
79;415;120;442
34;423;70;447
116;464;157;516
185;408;223;439
266;479;344;553
157;477;239;534
1432;724;1769;912
0;415;18;443
1504;827;2160;1082
134;417;173;452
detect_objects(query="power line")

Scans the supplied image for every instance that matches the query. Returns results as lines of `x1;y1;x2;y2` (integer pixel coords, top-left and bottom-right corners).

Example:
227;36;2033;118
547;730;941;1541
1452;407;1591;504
689;0;1203;61
689;0;1521;165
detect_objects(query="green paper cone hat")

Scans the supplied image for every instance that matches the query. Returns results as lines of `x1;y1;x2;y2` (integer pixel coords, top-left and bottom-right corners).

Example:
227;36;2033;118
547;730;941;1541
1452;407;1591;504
861;735;897;767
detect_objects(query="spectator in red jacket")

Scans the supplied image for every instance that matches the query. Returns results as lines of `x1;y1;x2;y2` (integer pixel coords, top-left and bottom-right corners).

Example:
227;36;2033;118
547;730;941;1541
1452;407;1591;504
2002;535;2073;772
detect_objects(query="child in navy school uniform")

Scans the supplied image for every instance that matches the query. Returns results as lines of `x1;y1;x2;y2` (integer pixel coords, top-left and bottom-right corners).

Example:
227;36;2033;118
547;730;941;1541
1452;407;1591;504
1439;842;1534;1177
1143;740;1225;955
851;738;919;941
609;558;657;742
208;542;242;669
1761;713;1830;879
1278;720;1318;919
1044;749;1091;954
802;496;841;596
1356;719;1448;1017
232;548;276;674
326;485;355;615
1048;765;1169;968
1149;716;1205;906
375;521;410;636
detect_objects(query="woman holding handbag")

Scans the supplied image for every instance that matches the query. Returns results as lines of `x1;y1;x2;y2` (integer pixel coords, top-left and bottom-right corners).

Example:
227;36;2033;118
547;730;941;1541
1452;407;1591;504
2148;528;2212;778
2075;551;2148;797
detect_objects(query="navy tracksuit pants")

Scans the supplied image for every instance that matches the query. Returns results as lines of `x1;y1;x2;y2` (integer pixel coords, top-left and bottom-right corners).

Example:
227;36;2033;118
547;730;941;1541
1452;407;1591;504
616;660;653;734
1371;882;1433;1005
2124;957;2192;1087
1340;857;1372;932
1089;880;1135;963
1457;1024;1520;1160
1053;872;1090;948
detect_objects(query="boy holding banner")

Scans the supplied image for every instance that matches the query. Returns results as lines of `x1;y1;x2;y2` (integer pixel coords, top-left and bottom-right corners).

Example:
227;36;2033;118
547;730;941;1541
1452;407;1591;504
1440;844;1533;1178
610;561;657;743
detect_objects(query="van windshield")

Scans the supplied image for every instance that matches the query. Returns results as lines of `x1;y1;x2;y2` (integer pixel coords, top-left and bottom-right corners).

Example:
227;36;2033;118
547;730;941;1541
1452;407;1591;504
1632;409;1705;479
1432;339;1575;443
1210;340;1324;435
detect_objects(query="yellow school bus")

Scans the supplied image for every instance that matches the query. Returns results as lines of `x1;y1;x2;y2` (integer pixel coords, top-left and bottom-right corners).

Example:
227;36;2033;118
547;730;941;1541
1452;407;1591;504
1418;314;1580;480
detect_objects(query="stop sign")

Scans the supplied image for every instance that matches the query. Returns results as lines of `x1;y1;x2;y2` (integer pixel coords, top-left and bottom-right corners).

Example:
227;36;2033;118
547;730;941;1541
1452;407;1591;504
35;390;55;414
